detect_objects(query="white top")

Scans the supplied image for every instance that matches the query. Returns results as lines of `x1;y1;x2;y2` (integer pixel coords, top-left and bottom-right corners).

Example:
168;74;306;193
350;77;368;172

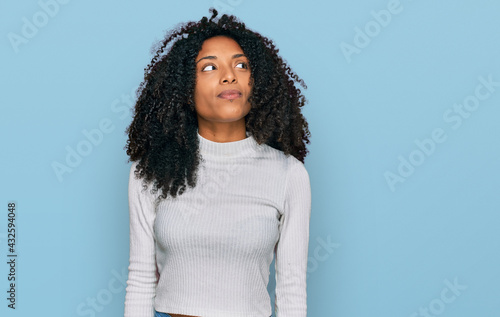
124;129;311;317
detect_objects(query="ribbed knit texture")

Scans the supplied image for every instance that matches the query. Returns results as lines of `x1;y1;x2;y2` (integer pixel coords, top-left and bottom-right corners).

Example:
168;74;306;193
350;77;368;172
124;129;311;317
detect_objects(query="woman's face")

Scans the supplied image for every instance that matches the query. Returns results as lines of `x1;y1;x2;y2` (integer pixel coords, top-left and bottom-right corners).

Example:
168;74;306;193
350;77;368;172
193;36;253;127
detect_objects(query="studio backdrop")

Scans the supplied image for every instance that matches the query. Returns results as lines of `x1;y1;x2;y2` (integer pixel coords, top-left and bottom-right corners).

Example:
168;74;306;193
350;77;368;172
1;0;499;316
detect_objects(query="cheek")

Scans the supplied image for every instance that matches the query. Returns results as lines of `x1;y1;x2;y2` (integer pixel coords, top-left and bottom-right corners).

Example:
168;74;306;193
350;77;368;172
193;83;204;100
246;75;253;90
194;79;214;99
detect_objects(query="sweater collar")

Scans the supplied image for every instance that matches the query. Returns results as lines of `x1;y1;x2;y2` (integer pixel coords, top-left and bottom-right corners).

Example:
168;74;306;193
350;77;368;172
197;129;259;158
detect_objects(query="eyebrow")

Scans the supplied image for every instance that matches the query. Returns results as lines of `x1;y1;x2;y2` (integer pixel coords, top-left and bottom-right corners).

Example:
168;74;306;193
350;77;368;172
196;53;247;64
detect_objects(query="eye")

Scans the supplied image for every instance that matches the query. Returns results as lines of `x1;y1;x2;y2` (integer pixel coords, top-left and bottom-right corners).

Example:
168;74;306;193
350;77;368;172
201;64;216;71
236;62;249;69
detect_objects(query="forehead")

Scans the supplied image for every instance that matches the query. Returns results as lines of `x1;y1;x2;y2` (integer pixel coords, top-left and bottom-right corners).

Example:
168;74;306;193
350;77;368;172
197;36;244;55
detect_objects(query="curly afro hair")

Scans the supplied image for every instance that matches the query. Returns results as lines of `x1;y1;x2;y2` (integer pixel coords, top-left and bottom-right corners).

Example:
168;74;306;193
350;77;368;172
125;8;311;202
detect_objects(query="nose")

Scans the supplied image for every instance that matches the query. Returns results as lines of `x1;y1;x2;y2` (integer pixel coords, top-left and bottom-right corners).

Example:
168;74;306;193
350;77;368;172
220;65;237;84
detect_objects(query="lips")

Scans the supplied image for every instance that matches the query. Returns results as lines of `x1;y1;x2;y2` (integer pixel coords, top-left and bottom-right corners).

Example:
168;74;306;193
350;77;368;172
217;89;242;100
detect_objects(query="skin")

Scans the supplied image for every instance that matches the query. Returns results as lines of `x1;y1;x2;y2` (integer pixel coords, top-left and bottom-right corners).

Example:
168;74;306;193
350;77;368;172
165;35;253;317
193;35;253;143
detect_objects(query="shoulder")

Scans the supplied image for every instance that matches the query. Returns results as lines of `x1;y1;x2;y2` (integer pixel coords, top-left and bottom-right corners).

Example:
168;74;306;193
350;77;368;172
255;142;309;178
256;142;296;165
129;161;145;187
128;161;158;200
284;156;310;190
279;155;311;217
129;161;138;177
256;143;310;195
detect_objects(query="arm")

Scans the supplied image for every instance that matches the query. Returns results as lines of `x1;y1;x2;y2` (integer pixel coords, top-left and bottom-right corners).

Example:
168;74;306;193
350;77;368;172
275;160;312;317
124;162;158;317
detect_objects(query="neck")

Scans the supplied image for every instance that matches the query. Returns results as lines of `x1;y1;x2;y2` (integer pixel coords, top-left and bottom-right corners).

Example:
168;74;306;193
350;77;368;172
197;128;259;158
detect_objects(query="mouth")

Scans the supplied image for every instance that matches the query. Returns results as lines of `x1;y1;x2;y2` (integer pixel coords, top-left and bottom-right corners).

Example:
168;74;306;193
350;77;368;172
217;89;242;100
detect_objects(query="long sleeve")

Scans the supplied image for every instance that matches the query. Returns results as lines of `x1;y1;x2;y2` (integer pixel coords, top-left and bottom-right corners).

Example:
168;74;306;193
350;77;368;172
274;160;312;317
124;162;158;317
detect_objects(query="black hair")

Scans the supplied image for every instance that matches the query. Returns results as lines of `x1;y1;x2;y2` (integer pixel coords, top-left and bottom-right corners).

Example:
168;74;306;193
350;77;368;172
125;8;311;201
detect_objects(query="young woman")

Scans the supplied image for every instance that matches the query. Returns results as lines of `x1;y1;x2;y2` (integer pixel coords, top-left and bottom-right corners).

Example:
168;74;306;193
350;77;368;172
124;8;312;317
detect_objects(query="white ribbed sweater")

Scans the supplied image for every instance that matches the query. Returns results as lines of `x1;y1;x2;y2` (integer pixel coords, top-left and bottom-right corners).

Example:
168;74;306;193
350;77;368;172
124;130;311;317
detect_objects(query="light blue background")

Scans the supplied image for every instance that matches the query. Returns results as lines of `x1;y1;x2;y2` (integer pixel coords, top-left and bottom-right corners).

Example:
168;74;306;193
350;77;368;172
1;0;499;316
